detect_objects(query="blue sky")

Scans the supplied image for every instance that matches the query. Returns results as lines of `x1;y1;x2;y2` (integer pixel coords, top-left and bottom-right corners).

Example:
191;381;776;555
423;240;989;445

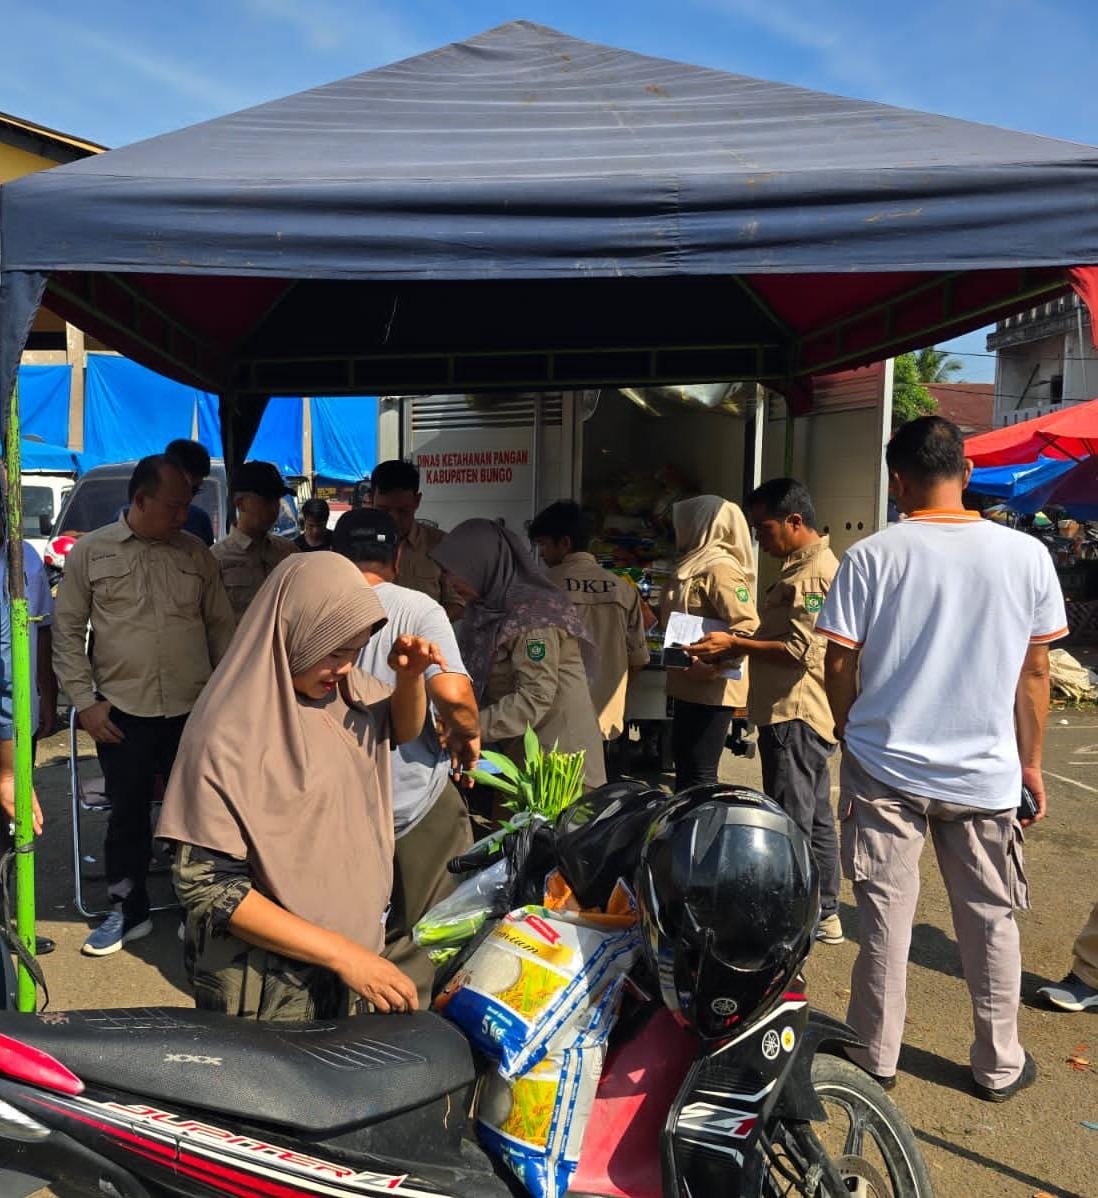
6;1;1097;381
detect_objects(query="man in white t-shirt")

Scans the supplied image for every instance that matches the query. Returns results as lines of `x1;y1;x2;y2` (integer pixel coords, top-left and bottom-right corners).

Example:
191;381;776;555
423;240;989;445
333;508;479;1007
818;416;1067;1103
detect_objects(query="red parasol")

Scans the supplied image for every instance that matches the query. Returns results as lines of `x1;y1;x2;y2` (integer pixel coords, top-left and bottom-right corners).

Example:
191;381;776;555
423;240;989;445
965;398;1098;466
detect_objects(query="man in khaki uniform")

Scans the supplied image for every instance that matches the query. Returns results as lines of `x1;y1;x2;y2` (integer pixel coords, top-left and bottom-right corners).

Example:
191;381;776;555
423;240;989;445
368;460;462;618
530;501;650;741
211;460;298;623
53;455;235;957
689;478;842;944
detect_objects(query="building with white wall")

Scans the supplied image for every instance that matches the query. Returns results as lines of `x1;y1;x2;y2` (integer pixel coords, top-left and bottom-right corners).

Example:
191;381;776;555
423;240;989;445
987;292;1096;427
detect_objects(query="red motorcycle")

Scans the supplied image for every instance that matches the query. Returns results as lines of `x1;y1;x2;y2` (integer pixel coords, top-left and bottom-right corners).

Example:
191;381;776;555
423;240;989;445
0;784;934;1197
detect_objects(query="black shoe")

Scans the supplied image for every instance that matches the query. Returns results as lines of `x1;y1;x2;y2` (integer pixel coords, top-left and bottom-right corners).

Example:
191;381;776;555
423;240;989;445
973;1051;1037;1103
8;923;56;956
842;1049;896;1090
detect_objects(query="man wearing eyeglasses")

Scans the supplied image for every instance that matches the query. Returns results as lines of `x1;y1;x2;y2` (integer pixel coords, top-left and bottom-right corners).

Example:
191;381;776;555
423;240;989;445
165;439;215;547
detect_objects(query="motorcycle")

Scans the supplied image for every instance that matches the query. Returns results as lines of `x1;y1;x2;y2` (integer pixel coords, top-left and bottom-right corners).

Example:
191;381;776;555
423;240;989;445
0;784;934;1198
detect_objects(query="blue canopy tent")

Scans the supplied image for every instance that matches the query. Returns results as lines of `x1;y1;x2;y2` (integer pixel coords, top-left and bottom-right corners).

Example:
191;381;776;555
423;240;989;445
967;457;1078;500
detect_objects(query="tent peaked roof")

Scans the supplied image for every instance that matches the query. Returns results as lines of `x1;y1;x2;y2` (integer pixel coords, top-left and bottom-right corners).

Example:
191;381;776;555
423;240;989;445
6;20;1098;279
2;20;1097;407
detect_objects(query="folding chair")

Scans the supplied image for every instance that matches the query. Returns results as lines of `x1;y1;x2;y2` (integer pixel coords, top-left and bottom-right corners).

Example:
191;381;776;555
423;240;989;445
68;707;178;918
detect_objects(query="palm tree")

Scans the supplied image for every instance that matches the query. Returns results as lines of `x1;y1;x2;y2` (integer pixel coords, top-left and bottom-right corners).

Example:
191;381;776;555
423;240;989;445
891;345;965;426
914;347;963;384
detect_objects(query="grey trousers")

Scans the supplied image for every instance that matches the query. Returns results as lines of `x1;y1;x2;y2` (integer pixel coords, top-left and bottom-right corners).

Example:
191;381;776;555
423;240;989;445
839;751;1028;1089
759;719;840;917
383;781;473;1008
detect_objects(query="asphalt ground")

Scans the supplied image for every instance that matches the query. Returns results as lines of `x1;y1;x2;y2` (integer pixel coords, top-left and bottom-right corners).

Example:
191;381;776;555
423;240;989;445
5;680;1098;1198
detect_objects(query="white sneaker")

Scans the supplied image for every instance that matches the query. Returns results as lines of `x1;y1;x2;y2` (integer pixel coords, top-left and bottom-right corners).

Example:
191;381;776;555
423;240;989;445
81;911;153;957
1037;973;1098;1012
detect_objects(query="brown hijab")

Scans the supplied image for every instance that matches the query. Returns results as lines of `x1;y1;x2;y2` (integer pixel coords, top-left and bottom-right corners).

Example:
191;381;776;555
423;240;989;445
430;518;593;700
156;552;396;953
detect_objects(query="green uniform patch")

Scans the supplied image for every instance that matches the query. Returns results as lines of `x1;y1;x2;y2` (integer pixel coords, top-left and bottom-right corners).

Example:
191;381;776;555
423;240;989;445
735;586;750;603
804;592;824;614
526;639;546;662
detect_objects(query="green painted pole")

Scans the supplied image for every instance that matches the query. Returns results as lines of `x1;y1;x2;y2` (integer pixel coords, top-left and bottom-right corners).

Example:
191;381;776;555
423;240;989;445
5;379;38;1011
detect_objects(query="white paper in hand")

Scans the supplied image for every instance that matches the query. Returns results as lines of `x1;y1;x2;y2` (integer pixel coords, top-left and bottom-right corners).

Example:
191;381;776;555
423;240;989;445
662;611;742;680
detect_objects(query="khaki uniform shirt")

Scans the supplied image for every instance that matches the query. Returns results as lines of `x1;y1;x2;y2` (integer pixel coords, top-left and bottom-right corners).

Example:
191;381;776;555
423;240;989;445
53;516;235;718
747;537;839;743
548;553;650;740
397;521;462;611
660;560;759;708
397;521;444;601
481;625;607;789
211;528;298;623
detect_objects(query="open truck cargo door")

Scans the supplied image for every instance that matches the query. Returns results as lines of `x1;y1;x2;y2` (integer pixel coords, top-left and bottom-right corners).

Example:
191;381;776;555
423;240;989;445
761;362;893;589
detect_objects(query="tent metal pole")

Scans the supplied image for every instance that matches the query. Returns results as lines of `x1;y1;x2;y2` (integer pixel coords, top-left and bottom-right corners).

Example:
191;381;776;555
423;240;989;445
5;378;38;1012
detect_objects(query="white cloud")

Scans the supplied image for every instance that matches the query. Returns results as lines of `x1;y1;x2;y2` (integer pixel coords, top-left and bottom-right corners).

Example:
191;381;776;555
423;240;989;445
240;0;424;62
691;0;915;105
56;23;251;113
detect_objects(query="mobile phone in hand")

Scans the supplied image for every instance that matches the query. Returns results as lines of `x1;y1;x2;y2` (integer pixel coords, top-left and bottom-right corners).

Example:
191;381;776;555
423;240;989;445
663;644;692;669
1018;784;1040;822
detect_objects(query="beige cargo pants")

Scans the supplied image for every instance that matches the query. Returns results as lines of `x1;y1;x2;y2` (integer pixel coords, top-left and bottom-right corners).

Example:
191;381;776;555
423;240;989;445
839;751;1029;1090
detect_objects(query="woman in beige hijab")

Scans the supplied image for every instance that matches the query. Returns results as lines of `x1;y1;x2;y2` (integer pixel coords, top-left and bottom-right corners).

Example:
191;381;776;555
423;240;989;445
157;552;441;1021
660;496;759;792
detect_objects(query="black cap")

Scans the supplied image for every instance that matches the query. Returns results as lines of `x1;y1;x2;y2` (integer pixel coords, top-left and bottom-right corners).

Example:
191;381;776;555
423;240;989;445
234;460;292;497
332;507;400;556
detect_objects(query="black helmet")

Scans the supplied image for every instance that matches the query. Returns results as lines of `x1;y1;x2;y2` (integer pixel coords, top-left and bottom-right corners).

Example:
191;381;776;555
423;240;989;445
554;780;667;910
635;785;819;1040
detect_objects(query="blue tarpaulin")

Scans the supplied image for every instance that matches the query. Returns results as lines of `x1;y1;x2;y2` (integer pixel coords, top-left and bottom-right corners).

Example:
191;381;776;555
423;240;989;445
198;392;374;481
199;393;305;476
21;439;80;472
196;391;221;459
310;397;377;484
1009;455;1098;519
83;355;198;467
967;457;1078;500
17;364;70;446
29;353;373;481
246;397;303;477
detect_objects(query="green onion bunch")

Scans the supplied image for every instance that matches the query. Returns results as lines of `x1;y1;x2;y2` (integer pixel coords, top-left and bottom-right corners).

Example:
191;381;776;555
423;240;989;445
465;725;586;819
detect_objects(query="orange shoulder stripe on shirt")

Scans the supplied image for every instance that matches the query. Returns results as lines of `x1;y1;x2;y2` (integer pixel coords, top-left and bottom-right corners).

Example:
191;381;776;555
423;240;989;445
818;627;863;650
1030;626;1070;644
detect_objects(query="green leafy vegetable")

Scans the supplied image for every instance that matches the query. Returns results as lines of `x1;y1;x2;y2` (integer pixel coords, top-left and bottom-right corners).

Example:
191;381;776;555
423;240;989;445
467;726;586;820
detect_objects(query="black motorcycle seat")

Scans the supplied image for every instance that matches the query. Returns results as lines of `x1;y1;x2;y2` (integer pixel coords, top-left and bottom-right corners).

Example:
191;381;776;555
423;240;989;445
0;1006;475;1133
